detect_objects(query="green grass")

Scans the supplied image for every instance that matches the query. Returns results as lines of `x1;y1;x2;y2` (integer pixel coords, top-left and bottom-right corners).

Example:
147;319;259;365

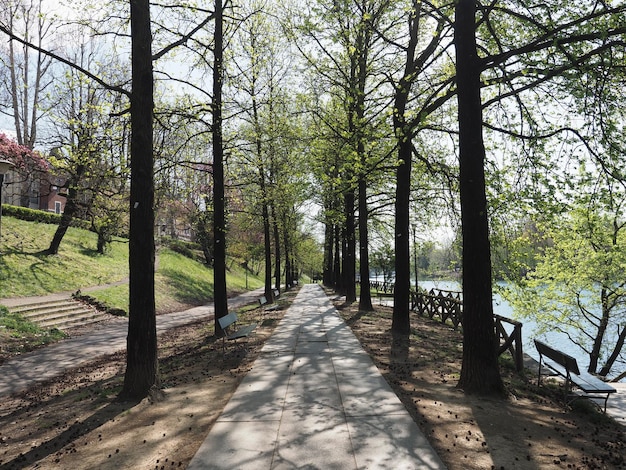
88;250;264;313
0;215;266;353
0;215;264;309
0;216;129;298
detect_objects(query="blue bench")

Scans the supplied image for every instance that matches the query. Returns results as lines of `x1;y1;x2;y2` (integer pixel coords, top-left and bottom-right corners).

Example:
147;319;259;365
534;339;616;412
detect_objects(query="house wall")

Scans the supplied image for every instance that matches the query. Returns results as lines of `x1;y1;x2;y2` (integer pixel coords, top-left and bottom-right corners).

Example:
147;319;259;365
0;169;66;213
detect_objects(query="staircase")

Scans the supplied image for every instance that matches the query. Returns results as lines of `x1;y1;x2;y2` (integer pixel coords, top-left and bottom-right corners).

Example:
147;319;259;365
7;298;113;331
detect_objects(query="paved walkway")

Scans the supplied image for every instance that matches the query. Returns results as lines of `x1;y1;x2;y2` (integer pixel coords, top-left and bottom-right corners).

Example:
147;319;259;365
188;283;446;470
0;288;264;397
607;383;626;425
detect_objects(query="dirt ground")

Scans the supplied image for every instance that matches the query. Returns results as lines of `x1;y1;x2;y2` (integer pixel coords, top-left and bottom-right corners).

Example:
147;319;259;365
0;288;624;470
333;300;625;470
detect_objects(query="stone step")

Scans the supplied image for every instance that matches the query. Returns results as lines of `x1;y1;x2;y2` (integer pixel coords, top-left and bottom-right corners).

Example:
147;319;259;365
37;312;111;331
7;298;112;332
15;302;90;320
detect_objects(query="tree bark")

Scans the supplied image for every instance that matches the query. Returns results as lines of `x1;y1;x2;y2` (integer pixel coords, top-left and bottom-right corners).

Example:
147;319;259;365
358;174;373;310
599;324;626;377
355;8;372;311
261;195;273;300
588;287;610;374
282;211;292;288
272;207;281;295
343;189;357;302
323;208;334;285
213;0;228;337
120;0;158;401
392;136;412;336
46;165;85;255
455;0;504;395
334;223;342;289
391;1;421;337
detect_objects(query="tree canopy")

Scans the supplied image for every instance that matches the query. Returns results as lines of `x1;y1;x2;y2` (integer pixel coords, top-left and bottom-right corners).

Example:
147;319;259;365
1;0;625;394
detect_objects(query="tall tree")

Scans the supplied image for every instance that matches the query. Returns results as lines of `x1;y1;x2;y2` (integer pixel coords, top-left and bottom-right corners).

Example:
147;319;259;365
212;0;228;336
390;0;451;335
231;4;280;302
454;0;504;395
391;1;421;335
120;0;158;400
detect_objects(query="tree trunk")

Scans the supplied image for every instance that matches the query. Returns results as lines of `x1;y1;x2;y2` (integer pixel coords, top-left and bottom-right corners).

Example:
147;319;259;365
599;324;626;377
120;0;158;401
262;198;273;300
46;166;85;255
455;0;504;396
588;287;611;374
334;223;342;289
323;210;333;285
358;175;373;311
413;226;419;291
392;136;411;336
282;212;292;288
342;189;356;302
272;208;281;296
391;2;421;337
354;12;372;311
212;0;228;337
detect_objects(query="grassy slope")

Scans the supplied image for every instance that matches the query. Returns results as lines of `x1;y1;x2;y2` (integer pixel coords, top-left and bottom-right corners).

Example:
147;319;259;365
1;217;129;298
0;215;263;310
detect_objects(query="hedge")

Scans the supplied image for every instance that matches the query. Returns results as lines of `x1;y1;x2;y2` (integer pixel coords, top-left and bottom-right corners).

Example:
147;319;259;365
1;204;90;230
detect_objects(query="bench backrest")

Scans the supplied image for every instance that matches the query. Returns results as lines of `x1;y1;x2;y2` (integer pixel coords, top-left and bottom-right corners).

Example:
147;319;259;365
218;312;237;330
534;339;580;375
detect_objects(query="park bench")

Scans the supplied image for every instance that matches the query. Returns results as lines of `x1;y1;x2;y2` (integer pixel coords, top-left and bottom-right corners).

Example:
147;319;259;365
218;312;257;352
376;290;394;304
534;339;616;412
258;287;281;310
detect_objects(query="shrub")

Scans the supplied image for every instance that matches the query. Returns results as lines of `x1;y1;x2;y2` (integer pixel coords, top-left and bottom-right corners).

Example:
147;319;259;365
2;204;90;229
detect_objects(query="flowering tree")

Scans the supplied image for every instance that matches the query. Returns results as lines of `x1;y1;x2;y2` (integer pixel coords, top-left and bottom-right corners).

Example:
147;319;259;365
0;133;47;174
0;133;48;208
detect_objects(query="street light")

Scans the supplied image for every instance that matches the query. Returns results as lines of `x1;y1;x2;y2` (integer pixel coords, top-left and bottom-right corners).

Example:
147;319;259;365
0;159;15;245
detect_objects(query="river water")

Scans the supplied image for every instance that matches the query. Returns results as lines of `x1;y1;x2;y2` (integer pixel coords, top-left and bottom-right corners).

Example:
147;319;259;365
373;278;625;383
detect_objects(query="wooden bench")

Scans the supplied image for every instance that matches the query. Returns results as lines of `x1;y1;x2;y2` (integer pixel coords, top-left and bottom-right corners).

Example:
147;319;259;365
534;339;616;412
218;312;257;351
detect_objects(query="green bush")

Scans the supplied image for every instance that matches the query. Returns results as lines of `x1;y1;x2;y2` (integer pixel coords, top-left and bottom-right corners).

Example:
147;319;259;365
161;237;202;261
1;204;90;229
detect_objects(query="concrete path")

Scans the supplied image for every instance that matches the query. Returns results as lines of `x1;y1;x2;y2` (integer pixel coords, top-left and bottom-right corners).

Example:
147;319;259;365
0;288;264;397
607;383;626;425
188;283;446;470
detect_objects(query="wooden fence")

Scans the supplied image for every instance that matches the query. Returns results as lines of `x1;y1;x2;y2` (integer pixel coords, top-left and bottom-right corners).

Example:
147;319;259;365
402;286;523;371
494;314;524;371
411;288;463;328
369;280;394;293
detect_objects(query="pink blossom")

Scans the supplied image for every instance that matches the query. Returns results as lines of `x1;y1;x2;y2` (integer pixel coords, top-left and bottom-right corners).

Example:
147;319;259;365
0;133;48;172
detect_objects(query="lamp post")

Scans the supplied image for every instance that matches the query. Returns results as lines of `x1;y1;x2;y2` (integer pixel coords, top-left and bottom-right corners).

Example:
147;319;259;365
0;159;15;244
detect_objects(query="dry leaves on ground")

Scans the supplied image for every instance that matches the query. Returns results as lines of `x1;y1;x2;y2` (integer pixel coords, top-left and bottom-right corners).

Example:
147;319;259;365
334;298;625;470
